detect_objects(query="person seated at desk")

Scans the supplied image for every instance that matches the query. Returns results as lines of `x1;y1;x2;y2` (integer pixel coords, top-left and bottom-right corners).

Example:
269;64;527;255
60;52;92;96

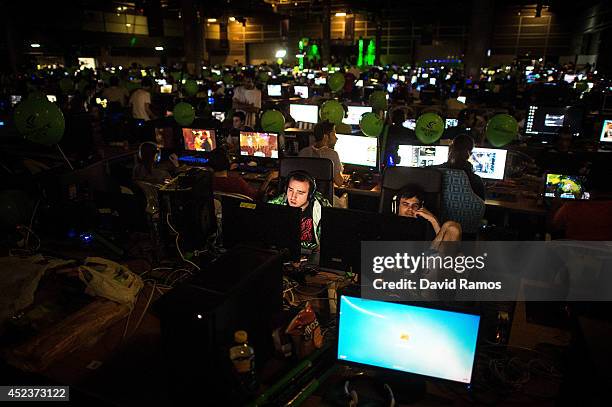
208;148;277;201
395;186;462;246
436;134;486;200
226;111;254;152
385;109;418;164
550;188;612;240
132;141;179;184
298;121;344;188
268;170;331;250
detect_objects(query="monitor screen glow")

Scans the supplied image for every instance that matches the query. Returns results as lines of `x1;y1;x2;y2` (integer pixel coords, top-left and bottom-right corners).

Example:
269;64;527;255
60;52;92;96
294;86;309;99
397;145;449;167
469;148;507;180
335;134;377;167
290;104;318;124
343;106;373;126
182;129;216;152
338;296;480;384
267;84;282;97
239;132;279;158
600;119;612;143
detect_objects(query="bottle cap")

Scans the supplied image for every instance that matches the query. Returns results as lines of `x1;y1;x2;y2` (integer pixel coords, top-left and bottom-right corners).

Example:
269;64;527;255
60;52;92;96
234;330;248;343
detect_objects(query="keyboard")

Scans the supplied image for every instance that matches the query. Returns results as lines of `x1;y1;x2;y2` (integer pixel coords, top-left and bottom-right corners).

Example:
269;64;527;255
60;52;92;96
237;165;270;174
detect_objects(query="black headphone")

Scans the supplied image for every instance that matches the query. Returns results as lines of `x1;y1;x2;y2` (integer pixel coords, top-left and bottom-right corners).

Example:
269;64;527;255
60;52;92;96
138;141;161;163
285;170;317;202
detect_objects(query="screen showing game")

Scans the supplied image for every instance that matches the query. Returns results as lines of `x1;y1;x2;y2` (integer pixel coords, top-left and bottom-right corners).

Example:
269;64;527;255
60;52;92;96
599;119;612;143
469;148;507;180
10;95;22;107
160;85;173;94
290;104;318;124
544;174;590;200
338;296;480;384
46;95;57;103
267;84;282;97
525;105;582;137
294;86;309;99
457;96;467;104
182;129;216;152
315;77;327;85
239;132;279;158
343;106;373;125
335;134;378;167
397;145;449;168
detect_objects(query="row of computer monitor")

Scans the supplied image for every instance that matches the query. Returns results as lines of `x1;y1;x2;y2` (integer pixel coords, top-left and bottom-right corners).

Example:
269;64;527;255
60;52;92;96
177;127;507;180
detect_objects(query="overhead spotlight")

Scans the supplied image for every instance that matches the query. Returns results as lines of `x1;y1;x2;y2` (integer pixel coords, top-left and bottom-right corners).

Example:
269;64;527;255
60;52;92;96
335;12;347;17
207;18;217;23
30;43;41;48
275;49;287;58
155;46;164;51
229;17;236;22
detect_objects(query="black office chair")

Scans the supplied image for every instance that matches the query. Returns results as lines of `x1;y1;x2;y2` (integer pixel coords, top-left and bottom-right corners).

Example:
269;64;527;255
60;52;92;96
279;157;335;203
378;166;442;217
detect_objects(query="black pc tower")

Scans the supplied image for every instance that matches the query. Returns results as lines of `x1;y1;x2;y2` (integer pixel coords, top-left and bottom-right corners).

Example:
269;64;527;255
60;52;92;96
153;245;285;405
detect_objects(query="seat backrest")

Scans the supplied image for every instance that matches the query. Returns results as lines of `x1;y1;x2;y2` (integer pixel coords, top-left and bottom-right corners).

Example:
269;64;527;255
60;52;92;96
379;166;442;216
438;168;485;235
279;157;334;203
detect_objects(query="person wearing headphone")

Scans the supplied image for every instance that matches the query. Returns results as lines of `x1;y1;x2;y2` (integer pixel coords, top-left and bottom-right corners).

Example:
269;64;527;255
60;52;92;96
132;141;179;184
268;170;331;250
393;185;462;247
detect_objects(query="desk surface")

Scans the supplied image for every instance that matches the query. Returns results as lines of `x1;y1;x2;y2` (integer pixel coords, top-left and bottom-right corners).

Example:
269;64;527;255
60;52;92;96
485;197;548;216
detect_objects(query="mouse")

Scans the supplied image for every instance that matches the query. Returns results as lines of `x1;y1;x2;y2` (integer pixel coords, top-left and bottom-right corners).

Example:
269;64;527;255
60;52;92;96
247;161;258;167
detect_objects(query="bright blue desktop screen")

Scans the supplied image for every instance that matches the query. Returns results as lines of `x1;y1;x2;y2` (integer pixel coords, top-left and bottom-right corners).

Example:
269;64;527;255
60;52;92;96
338;296;480;384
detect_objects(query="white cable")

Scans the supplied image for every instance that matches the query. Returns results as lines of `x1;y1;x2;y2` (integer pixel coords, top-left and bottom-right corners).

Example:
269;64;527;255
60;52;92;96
166;213;200;271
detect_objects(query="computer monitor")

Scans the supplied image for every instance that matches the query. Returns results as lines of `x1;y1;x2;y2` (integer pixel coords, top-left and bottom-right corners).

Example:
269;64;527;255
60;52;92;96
160;84;173;94
46;95;57;103
456;96;467;104
355;80;364;87
294;86;309;99
320;208;434;273
429;78;437;85
182;129;216;152
337;295;480;384
290;104;318;124
335;134;378;168
155;127;176;149
599;119;612;143
396;145;449;168
155;79;167;86
212;111;225;122
221;197;301;260
314;77;327;85
445;118;459;129
563;74;576;84
469;148;507;180
267;84;282;97
343;106;373;126
524;105;583;137
544;173;590;200
239;131;279;159
402;119;416;130
10;95;22;107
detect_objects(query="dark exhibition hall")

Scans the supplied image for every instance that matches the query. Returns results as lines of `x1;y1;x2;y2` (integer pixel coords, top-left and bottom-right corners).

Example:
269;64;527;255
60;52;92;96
1;0;612;405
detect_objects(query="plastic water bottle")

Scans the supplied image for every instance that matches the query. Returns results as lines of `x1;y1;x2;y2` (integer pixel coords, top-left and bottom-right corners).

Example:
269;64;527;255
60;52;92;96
229;330;257;390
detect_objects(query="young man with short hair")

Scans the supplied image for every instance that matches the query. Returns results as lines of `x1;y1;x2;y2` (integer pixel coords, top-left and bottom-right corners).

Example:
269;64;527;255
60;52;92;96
298;121;345;188
437;133;485;200
268;171;331;249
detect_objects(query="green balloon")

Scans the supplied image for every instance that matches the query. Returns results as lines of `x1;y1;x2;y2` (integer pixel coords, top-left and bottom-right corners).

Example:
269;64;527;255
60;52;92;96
0;190;33;229
575;81;588;92
173;102;195;126
15;99;65;145
415;113;444;144
223;74;234;85
171;71;183;82
184;79;199;96
369;91;388;112
258;71;270;83
202;70;211;78
126;81;141;92
211;73;222;82
261;110;285;134
320;100;345;124
485;114;518;147
59;78;74;94
335;123;352;135
328;72;345;92
359;112;384;137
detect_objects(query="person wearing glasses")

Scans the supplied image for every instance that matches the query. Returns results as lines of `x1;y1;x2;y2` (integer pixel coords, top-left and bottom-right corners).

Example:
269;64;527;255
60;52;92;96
395;186;462;245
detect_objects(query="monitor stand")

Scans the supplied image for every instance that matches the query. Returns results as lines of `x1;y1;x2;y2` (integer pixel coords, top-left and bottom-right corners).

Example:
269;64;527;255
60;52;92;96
328;369;426;405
